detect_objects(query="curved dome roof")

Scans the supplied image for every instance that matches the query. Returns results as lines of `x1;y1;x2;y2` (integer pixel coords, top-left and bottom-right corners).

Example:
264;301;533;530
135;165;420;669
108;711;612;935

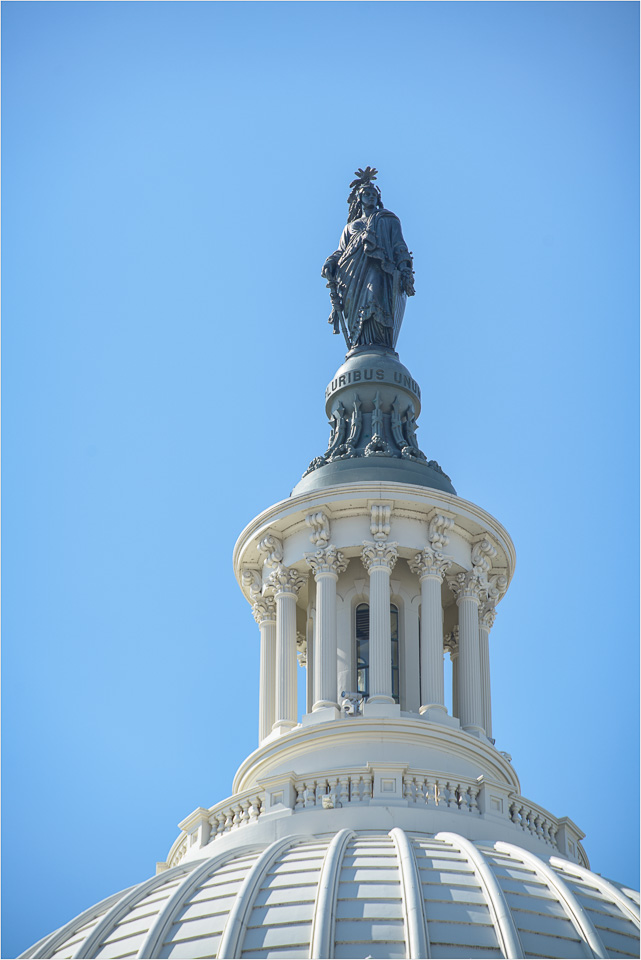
22;830;640;960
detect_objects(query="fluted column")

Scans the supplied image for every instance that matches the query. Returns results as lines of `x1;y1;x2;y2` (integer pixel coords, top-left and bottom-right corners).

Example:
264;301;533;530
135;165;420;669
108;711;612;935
447;571;485;736
450;631;460;719
305;545;348;712
478;603;495;740
361;540;398;703
268;565;306;735
410;541;451;715
252;593;277;742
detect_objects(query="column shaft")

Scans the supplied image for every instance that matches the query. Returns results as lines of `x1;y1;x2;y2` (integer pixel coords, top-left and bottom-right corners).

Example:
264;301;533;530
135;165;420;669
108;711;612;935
258;618;276;742
419;574;446;713
451;650;459;719
369;564;394;703
273;591;298;733
313;572;339;710
479;624;492;740
457;595;485;735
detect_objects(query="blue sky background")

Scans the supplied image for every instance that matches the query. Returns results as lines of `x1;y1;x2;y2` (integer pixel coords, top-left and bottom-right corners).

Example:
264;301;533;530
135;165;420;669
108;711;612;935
2;2;639;956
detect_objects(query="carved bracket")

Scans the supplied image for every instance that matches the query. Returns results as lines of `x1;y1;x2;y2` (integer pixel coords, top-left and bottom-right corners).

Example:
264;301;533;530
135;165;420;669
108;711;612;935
306;511;330;547
370;503;391;541
258;534;284;569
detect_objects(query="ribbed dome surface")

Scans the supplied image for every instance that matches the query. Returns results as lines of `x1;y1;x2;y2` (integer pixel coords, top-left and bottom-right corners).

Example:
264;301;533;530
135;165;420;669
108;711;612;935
22;831;640;960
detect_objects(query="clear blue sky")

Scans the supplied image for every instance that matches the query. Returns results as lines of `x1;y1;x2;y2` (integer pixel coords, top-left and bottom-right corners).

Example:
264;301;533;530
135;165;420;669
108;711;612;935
3;2;638;956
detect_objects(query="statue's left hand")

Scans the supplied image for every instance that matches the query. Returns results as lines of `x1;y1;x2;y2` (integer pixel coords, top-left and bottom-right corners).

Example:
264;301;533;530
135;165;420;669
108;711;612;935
401;270;415;297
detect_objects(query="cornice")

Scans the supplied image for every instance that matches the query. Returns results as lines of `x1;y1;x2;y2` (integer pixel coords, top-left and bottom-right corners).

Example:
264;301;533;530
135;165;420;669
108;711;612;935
233;481;516;589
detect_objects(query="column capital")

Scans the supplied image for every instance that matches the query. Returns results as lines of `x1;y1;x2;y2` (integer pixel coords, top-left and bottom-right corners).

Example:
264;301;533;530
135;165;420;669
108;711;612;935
267;564;306;597
252;595;276;625
479;603;497;631
409;547;452;581
361;540;398;573
305;544;348;579
444;626;459;655
447;570;486;603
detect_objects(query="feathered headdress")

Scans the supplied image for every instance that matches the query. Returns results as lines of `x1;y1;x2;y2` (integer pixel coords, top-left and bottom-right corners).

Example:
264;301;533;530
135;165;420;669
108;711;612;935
347;166;382;220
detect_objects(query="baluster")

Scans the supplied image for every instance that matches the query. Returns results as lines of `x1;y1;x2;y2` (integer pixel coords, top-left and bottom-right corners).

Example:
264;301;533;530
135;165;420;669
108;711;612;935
427;778;437;806
303;781;315;808
328;777;338;807
549;823;559;849
315;779;327;806
363;775;373;801
337;776;350;807
223;807;234;833
442;782;453;808
294;783;305;810
469;786;480;815
509;801;519;824
247;795;259;822
240;800;251;826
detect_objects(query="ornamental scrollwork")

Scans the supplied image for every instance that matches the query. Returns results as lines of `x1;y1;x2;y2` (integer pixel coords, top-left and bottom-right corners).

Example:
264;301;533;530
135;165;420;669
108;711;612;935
258;534;284;568
370;503;391;541
471;538;497;578
306;511;330;547
241;568;263;602
305;544;348;579
361;540;398;573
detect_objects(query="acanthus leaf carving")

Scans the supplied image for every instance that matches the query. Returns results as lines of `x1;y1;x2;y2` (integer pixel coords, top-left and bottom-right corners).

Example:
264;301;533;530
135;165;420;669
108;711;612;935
305;544;348;578
409;548;451;581
447;570;487;603
267;564;306;596
361;540;398;573
252;595;277;625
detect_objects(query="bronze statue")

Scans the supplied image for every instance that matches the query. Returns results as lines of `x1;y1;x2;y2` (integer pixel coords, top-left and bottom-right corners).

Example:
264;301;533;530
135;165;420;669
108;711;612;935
322;167;415;351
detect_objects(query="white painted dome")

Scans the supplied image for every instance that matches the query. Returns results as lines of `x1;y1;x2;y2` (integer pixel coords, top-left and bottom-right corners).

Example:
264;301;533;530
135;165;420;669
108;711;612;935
22;829;640;960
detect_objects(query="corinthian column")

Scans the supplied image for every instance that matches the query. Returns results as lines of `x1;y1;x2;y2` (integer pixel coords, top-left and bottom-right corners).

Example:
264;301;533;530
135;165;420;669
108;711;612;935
361;540;398;703
252;593;276;742
268;565;306;735
447;571;485;736
305;545;348;713
478;603;495;741
409;516;452;716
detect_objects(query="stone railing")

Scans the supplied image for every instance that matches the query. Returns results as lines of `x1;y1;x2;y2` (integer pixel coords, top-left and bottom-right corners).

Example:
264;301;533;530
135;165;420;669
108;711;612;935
161;766;587;870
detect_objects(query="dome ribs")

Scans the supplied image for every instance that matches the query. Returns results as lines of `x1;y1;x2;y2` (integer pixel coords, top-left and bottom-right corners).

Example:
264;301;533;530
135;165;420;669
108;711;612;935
494;842;607;958
434;833;524;959
389;829;430;959
309;829;354;959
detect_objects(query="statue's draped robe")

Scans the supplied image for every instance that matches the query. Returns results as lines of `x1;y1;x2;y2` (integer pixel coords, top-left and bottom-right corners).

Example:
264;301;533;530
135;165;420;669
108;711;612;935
327;208;411;348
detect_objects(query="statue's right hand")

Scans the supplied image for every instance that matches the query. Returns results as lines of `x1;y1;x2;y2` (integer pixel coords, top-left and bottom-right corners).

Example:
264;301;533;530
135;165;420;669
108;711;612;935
322;260;336;280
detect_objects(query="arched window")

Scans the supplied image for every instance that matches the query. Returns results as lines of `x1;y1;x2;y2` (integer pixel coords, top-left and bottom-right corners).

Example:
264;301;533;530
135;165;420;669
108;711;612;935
356;602;400;704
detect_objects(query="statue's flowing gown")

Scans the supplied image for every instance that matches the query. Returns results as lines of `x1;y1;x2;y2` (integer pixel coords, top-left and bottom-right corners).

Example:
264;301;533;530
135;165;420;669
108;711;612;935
327;208;412;348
